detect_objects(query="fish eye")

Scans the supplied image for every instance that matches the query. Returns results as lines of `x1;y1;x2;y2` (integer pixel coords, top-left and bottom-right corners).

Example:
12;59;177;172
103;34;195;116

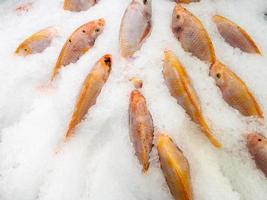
216;73;221;79
258;138;262;142
69;39;72;43
95;28;100;33
176;14;180;19
82;30;86;33
24;48;27;51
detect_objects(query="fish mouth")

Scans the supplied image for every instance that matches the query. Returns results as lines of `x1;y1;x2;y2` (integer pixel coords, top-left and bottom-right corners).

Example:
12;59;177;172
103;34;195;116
103;54;112;69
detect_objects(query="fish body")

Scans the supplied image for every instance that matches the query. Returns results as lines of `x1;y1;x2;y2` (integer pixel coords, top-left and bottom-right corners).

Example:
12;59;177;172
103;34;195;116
213;15;261;54
15;27;57;56
156;134;193;200
172;4;215;63
51;18;105;80
129;89;154;172
247;133;267;177
210;61;263;118
64;0;98;12
65;54;112;139
163;51;221;148
119;0;152;58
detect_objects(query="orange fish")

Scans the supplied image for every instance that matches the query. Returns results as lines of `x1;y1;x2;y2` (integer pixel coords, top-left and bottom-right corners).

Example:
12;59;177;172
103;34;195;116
210;61;263;118
213;15;261;54
129;89;154;172
51;18;105;80
156;134;193;200
163;51;221;148
247;133;267;177
171;4;215;63
64;0;98;12
15;27;57;56
65;54;112;140
119;0;152;58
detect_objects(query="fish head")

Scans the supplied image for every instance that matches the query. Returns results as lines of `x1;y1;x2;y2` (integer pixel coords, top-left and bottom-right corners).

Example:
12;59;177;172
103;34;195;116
100;54;112;73
209;61;227;87
247;133;267;151
15;43;32;56
84;18;105;40
172;4;186;36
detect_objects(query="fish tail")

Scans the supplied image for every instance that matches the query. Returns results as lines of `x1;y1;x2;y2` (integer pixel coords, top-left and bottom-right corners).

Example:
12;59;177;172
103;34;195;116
199;116;222;148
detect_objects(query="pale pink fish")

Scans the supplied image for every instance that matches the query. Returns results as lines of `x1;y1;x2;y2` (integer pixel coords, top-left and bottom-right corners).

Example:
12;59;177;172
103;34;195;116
247;133;267;177
64;0;99;12
15;27;57;56
119;0;152;58
172;4;215;63
51;19;105;80
129;89;154;172
213;15;261;54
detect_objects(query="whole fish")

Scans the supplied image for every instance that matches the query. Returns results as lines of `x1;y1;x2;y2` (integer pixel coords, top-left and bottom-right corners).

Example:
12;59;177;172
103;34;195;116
156;134;193;200
15;27;57;56
213;15;261;54
163;51;221;148
247;133;267;177
65;54;112;139
119;0;152;58
129;89;154;172
64;0;98;12
51;18;105;80
172;4;215;63
210;61;263;118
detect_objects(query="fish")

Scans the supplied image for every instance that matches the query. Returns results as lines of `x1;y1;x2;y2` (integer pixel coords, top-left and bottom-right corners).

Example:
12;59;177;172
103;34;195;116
173;0;200;3
163;51;221;148
156;134;193;200
15;27;57;56
213;15;261;54
64;0;98;12
51;18;105;80
65;54;112;140
210;61;263;118
129;89;154;172
171;4;215;63
119;0;152;58
247;133;267;177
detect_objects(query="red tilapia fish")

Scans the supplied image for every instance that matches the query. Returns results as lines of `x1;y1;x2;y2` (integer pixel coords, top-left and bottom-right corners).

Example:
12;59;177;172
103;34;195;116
64;0;99;12
247;133;267;177
65;54;112;140
210;61;263;118
129;89;154;172
15;27;57;56
172;4;215;63
163;51;221;148
156;134;193;200
119;0;152;58
51;18;105;80
213;15;261;54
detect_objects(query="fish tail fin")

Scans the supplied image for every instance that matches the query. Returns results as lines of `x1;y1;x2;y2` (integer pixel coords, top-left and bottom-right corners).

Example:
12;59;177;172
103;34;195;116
198;116;222;148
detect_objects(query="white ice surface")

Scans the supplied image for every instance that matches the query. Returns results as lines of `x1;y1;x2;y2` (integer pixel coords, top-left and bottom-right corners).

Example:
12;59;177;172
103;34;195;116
0;0;267;200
